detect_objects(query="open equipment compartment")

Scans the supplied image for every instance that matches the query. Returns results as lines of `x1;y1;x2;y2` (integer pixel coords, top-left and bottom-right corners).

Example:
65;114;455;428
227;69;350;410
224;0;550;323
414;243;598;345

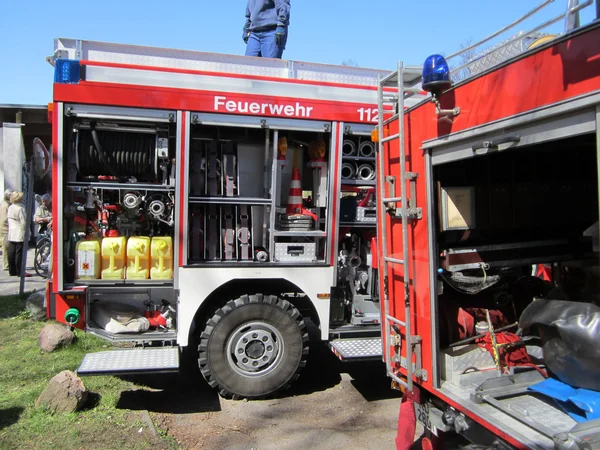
61;104;178;338
186;115;334;265
333;123;380;326
432;132;600;446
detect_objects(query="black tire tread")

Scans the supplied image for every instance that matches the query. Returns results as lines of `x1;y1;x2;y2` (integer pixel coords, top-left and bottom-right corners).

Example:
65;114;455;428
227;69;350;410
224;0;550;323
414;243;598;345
198;293;309;399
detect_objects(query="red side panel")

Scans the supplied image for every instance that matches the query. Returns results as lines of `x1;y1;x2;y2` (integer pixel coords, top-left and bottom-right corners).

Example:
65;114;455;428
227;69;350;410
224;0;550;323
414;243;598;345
50;102;59;299
427;27;600;140
53;82;381;125
379;25;600;448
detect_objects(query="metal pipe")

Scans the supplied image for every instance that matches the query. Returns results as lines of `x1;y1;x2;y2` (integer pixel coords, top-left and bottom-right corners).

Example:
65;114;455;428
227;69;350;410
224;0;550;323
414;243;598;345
390;372;409;389
398;61;413;392
376;75;393;374
449;322;519;348
381;133;400;144
384;256;405;264
445;0;554;61
450;0;594;77
382;196;404;203
565;0;581;31
19;161;35;295
386;315;407;328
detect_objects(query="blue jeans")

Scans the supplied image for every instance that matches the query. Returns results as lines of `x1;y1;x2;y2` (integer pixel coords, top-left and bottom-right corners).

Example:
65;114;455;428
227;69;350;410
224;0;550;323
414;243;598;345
245;29;286;59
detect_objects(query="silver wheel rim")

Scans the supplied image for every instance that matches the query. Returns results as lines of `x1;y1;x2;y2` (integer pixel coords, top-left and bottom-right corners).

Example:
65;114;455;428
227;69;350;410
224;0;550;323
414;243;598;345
226;321;284;377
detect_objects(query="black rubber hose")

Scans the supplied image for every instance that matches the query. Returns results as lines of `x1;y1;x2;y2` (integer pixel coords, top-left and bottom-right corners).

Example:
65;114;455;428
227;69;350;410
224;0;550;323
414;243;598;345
77;128;155;180
90;122;119;179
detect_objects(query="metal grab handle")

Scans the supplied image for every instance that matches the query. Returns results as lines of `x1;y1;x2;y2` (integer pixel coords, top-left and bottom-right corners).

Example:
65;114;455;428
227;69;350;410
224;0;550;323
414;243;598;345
472;135;521;151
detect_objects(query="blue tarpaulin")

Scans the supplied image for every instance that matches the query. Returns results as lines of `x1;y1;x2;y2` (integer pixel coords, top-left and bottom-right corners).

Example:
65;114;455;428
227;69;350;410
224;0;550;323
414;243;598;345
528;377;600;423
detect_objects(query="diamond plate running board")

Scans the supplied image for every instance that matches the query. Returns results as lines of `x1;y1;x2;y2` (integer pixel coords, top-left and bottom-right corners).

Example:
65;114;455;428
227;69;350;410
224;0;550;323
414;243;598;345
78;347;179;376
329;338;382;362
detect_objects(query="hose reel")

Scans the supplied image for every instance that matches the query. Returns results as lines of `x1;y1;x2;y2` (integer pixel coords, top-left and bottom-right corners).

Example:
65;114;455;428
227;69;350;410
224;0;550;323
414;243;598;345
75;123;168;182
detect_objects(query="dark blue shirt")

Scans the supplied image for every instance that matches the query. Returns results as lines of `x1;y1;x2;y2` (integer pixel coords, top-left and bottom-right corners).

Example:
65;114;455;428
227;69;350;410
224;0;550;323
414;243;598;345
244;0;290;32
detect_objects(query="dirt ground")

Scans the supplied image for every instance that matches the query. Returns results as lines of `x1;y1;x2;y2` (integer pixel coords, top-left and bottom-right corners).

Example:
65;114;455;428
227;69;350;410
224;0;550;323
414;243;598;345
120;343;423;450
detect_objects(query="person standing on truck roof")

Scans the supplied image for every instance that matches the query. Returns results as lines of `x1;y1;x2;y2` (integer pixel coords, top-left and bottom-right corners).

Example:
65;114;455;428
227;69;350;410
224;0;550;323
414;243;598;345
243;0;290;59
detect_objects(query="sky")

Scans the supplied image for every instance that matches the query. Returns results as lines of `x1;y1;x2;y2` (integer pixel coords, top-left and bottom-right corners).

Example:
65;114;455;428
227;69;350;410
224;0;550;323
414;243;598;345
0;0;597;106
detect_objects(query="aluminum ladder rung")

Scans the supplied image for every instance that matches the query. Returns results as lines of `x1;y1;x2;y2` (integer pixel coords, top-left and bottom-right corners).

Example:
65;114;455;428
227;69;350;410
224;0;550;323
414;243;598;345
387;315;406;328
384;256;404;264
381;71;399;85
381;133;400;143
382;196;403;203
377;60;421;393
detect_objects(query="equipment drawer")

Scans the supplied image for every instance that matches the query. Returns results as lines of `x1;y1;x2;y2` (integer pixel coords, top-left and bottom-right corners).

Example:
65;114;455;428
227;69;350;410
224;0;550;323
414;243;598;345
274;242;317;262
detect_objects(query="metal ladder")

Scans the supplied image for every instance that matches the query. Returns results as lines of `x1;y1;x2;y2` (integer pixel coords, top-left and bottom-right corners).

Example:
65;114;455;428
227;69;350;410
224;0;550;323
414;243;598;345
376;62;425;392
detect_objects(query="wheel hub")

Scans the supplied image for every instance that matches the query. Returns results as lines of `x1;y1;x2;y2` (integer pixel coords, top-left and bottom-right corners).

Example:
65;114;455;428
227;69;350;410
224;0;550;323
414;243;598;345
227;322;282;376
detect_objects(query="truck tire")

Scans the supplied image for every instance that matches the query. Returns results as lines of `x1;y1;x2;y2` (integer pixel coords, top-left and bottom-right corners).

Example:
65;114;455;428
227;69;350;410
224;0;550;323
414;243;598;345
198;293;309;399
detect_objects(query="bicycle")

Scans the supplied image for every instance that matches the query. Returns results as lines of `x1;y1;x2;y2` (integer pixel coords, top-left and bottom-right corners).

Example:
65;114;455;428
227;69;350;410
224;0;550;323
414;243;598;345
34;228;52;279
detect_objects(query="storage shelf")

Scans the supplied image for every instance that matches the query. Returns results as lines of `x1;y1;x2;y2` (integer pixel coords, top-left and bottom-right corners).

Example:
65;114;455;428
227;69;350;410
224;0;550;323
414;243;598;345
341;180;376;186
189;196;271;205
341;156;376;161
67;181;175;191
340;222;377;227
273;230;327;237
71;280;174;287
184;262;331;268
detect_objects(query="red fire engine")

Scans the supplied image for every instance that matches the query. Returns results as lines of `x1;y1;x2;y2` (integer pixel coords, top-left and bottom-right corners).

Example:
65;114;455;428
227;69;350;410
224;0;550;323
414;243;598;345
46;34;426;398
377;1;600;449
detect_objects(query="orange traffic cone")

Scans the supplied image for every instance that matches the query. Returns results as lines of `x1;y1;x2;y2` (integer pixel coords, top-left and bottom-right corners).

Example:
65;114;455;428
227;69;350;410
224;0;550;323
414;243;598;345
286;165;303;216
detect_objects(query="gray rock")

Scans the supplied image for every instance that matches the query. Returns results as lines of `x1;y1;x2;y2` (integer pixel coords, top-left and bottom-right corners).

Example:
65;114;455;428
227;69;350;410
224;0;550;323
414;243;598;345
39;323;75;352
26;290;46;321
35;370;88;414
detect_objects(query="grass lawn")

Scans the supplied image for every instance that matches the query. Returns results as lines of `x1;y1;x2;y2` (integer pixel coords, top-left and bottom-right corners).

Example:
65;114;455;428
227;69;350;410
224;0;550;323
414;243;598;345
0;293;177;450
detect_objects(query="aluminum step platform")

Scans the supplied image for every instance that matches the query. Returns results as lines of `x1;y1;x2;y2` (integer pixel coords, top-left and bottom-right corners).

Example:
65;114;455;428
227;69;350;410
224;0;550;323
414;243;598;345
78;347;179;376
329;337;382;362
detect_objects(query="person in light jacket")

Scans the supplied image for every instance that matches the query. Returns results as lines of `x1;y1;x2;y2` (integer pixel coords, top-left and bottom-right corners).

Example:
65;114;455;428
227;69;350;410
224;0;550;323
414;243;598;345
7;192;31;277
243;0;291;59
0;189;12;271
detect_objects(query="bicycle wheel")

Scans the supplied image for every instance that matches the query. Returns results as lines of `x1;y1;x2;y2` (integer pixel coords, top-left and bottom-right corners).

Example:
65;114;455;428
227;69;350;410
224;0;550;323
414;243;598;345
34;242;51;279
